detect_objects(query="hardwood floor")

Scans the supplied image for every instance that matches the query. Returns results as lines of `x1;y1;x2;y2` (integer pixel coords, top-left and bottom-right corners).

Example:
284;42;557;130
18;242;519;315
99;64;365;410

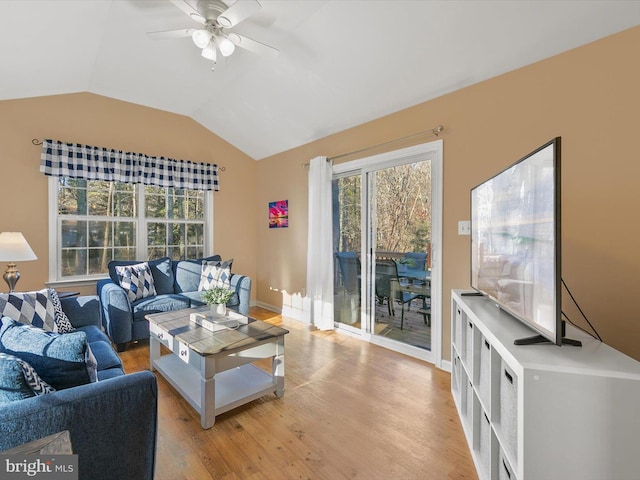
120;307;477;480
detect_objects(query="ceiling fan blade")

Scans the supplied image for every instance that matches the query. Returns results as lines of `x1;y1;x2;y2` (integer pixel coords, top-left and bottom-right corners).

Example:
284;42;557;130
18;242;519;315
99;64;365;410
147;28;195;40
217;0;262;28
228;33;279;56
169;0;206;24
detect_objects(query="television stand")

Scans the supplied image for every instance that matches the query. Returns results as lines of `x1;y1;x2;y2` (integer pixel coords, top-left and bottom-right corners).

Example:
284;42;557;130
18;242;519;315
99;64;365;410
513;334;582;346
515;320;582;346
451;290;640;480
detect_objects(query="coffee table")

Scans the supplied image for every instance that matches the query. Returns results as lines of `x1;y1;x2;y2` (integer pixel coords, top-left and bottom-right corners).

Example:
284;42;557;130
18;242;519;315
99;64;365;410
146;307;289;429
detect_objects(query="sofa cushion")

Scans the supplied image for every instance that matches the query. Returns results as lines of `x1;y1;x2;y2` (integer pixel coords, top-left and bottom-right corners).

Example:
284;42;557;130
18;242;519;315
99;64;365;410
0;352;55;404
48;288;75;333
76;324;111;344
72;325;123;373
198;258;233;291
131;294;190;322
173;255;222;293
88;340;124;372
0;289;57;332
179;291;207;307
109;256;174;295
97;366;126;381
0;318;96;390
115;262;157;302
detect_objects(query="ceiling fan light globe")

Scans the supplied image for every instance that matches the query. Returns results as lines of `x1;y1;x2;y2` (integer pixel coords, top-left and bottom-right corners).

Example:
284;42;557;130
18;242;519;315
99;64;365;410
201;41;217;61
217;36;235;57
192;29;212;48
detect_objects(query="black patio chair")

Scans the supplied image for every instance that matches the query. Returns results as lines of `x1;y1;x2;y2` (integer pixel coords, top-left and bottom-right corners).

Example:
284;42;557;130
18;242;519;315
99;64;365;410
375;258;419;329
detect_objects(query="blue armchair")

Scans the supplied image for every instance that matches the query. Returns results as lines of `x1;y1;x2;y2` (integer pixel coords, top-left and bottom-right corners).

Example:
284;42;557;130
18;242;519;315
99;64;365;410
97;256;252;351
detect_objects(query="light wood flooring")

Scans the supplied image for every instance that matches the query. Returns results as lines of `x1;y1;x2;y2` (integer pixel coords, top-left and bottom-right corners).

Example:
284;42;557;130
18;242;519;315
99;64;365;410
120;307;477;480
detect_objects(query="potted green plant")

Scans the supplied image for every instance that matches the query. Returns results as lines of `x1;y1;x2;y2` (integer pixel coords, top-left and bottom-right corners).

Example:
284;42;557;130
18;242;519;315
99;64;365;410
201;286;234;316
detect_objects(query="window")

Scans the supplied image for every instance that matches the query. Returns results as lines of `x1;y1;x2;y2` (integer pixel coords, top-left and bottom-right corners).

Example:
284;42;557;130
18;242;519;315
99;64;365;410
49;177;212;283
144;185;206;260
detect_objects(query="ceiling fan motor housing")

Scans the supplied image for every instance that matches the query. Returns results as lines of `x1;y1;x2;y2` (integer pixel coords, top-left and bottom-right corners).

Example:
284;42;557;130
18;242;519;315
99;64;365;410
197;0;228;24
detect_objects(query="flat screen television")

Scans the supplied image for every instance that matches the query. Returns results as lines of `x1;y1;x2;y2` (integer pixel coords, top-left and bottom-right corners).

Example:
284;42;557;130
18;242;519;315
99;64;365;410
470;137;576;346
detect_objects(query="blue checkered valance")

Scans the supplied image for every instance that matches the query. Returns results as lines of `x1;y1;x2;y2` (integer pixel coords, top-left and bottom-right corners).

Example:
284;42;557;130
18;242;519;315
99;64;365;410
39;139;219;191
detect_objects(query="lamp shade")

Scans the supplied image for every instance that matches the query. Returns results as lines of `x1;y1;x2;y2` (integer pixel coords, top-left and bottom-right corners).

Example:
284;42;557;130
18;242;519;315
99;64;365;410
0;232;37;262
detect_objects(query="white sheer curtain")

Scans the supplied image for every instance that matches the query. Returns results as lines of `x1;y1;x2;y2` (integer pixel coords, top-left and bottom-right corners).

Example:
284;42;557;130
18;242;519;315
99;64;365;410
305;156;334;330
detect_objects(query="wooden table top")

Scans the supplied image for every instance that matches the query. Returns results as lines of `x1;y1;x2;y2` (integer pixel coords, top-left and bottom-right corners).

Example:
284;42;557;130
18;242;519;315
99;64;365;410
145;307;289;356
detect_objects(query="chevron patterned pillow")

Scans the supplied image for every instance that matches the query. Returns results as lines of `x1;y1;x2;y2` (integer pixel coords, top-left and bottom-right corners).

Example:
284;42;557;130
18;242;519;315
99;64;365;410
47;288;75;334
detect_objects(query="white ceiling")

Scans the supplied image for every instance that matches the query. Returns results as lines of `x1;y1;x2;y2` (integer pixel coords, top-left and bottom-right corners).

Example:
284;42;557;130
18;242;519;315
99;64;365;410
1;1;639;160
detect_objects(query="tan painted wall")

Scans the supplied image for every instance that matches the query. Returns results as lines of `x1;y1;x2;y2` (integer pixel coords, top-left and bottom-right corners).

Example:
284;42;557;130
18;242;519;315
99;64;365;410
0;93;257;297
256;26;640;361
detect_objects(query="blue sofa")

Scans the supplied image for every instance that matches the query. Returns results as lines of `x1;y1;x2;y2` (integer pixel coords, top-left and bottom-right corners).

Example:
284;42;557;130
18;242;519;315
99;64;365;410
97;256;252;351
0;295;157;480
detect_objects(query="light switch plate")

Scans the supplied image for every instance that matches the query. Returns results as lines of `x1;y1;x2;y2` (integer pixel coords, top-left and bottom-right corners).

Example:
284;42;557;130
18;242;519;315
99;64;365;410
458;220;471;235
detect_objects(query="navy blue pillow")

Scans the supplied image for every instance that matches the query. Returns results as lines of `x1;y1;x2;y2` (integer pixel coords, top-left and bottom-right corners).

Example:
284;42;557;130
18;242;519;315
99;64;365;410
0;318;92;390
0;352;55;404
108;257;174;295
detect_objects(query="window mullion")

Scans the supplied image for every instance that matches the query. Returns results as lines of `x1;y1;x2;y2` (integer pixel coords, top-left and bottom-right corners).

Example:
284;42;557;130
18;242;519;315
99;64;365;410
48;176;59;282
137;184;147;260
205;190;214;255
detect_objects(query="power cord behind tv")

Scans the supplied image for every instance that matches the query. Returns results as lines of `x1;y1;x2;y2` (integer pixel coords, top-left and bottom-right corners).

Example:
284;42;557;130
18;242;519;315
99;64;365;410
561;278;603;342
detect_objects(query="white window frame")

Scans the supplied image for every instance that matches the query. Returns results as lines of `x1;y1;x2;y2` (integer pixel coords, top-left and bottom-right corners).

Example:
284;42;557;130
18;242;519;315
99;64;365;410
47;177;214;288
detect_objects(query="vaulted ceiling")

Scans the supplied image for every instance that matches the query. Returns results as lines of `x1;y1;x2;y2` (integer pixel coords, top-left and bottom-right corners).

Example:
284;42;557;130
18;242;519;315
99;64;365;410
1;1;639;160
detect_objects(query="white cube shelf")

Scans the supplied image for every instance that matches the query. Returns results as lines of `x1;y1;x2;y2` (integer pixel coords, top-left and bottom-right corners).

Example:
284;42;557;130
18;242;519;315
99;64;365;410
451;290;640;480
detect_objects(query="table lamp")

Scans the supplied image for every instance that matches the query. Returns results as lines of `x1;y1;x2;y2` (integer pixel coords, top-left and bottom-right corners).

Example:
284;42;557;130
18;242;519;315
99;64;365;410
0;232;37;292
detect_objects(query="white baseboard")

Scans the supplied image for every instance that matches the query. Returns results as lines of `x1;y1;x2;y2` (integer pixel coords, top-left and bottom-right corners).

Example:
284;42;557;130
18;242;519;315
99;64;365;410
254;300;311;324
439;359;452;372
255;301;280;313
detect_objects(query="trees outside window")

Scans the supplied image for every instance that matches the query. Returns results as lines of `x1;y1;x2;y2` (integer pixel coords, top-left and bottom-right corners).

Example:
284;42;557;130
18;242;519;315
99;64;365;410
375;161;431;253
53;178;208;280
333;161;431;256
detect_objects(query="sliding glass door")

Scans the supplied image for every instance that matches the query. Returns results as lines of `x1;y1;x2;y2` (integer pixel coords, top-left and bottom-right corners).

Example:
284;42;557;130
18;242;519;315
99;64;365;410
371;161;432;350
331;141;442;363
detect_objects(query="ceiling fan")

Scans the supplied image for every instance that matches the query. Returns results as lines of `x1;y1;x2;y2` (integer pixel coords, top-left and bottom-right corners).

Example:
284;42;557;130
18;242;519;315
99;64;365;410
148;0;279;68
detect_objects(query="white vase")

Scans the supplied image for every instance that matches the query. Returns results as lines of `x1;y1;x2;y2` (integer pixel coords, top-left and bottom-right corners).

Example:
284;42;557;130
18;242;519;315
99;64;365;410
215;303;227;316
